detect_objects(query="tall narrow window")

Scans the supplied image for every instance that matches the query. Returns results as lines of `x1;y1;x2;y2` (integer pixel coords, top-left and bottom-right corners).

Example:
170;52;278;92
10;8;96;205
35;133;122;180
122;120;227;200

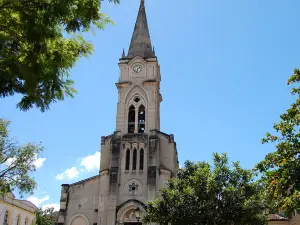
112;149;119;166
125;149;130;171
133;149;137;170
16;215;20;225
128;105;135;133
3;210;8;225
140;149;144;170
24;218;28;225
138;105;145;133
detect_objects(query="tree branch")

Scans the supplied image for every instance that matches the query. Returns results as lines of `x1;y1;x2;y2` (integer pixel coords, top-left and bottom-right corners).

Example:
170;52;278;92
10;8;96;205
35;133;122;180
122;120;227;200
0;163;19;178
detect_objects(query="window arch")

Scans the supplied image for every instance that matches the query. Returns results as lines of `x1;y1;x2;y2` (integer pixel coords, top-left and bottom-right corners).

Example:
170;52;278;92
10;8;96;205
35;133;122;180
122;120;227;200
128;105;135;133
3;210;8;225
69;214;89;225
139;149;144;170
138;105;145;133
125;149;130;171
24;218;28;225
132;149;137;170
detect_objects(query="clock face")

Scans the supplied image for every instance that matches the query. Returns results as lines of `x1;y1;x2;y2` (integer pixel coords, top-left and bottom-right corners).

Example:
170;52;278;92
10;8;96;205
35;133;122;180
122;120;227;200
133;64;143;73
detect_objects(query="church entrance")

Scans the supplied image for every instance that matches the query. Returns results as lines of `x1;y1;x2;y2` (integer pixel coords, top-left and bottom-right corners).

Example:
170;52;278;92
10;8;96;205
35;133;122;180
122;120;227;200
117;200;145;225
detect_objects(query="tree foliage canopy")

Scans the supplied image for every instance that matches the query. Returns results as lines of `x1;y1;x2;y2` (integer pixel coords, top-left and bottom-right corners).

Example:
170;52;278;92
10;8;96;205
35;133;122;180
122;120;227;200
0;118;43;196
143;153;267;225
256;71;300;217
34;207;58;225
0;0;119;111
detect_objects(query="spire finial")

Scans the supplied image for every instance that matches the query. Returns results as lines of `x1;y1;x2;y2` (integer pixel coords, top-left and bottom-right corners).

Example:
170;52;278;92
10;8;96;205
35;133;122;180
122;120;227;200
127;0;154;58
122;48;125;58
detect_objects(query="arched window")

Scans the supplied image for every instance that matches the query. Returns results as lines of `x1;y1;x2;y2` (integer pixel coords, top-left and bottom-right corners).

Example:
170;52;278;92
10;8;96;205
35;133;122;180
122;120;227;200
128;105;135;133
138;105;145;133
125;149;130;171
132;149;137;170
25;218;28;225
3;210;8;225
140;149;144;170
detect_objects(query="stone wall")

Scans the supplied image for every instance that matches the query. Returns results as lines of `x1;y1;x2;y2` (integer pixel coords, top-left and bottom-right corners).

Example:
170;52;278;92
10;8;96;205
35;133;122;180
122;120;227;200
268;215;300;225
59;176;100;225
291;215;300;225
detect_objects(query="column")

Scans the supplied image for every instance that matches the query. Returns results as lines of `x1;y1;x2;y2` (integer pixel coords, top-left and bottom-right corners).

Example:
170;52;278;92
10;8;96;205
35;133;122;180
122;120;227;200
134;108;139;133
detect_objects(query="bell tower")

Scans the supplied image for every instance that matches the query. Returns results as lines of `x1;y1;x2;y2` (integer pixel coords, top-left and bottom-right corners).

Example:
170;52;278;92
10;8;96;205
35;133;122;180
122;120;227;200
116;0;161;135
57;2;178;225
97;1;178;224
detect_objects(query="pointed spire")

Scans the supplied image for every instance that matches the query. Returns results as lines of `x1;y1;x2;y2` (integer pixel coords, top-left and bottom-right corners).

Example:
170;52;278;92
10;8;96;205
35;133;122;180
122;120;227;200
127;0;155;58
122;48;125;58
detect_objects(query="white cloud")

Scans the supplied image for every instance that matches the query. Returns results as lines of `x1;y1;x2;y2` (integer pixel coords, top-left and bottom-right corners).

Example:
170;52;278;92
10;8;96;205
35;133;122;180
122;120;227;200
27;195;49;207
5;155;46;169
33;157;47;169
55;167;79;180
80;151;100;171
5;157;16;166
55;151;100;181
42;203;60;212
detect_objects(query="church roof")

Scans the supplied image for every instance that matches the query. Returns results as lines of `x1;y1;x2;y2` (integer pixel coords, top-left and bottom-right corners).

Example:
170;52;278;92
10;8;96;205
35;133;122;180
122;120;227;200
268;214;289;221
127;0;155;59
65;175;100;186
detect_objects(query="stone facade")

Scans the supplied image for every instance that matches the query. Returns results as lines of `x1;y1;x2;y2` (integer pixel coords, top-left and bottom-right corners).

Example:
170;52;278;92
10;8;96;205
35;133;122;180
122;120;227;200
0;192;37;225
58;1;178;225
268;214;300;225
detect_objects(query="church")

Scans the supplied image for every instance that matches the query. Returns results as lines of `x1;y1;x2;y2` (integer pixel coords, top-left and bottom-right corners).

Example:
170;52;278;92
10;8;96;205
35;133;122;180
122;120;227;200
57;1;179;224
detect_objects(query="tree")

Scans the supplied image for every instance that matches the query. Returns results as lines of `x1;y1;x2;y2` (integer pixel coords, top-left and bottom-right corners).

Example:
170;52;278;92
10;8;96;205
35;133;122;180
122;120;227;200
0;0;119;112
256;70;300;217
143;153;267;225
0;118;43;196
34;207;58;225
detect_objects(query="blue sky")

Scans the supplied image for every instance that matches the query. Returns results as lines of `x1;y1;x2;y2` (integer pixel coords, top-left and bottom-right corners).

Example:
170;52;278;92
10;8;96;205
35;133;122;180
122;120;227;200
1;0;300;209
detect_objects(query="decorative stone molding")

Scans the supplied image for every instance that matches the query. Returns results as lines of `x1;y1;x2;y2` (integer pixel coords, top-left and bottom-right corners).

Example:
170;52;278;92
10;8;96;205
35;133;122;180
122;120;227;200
115;81;131;89
100;134;113;145
143;80;159;87
124;142;131;150
138;142;146;149
127;93;147;109
122;134;148;143
99;169;109;176
116;200;146;223
132;143;138;150
124;85;149;106
62;184;70;190
124;179;143;196
68;213;89;225
127;55;147;66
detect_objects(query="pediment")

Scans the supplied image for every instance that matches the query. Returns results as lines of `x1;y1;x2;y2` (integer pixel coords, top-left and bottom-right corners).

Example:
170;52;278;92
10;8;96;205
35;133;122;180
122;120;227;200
128;55;147;66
